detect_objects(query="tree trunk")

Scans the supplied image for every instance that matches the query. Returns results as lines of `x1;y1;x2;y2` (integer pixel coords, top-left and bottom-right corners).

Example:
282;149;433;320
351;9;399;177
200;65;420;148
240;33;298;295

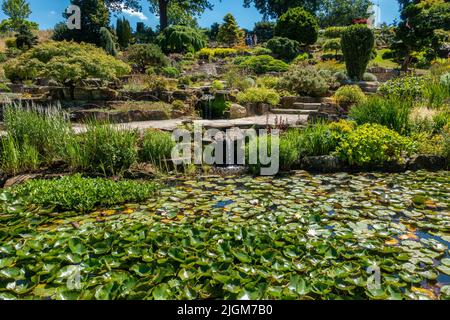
159;0;169;30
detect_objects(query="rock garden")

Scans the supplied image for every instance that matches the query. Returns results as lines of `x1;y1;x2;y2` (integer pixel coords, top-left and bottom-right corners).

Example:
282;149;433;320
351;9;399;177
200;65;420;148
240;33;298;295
0;0;448;300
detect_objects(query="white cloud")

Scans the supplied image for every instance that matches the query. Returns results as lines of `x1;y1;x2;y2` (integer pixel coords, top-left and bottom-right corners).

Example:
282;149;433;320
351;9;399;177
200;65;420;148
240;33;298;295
121;5;148;21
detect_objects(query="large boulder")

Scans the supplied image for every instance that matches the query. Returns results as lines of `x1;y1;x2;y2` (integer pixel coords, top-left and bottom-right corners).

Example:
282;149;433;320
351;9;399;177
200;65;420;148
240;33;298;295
229;103;247;119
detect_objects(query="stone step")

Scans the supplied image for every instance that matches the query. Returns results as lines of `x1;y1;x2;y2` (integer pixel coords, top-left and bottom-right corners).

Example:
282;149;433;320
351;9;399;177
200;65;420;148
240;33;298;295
270;109;318;115
292;102;321;110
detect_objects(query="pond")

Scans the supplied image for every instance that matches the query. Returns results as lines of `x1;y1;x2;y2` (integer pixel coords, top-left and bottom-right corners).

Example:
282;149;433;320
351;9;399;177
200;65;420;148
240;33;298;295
0;170;449;300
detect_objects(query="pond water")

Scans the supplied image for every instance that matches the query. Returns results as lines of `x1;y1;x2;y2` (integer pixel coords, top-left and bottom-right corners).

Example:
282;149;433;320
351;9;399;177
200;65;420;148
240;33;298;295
0;170;449;300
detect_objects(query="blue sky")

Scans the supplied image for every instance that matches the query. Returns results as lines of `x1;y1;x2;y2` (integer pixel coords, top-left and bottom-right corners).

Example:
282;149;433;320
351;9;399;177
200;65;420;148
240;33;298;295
0;0;400;30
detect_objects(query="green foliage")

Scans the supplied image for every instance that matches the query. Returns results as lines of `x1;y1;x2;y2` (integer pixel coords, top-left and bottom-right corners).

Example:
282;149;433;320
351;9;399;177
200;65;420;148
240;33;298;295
197;47;237;60
323;26;346;39
0;134;40;175
274;7;318;45
252;46;272;55
1;0;32;32
334;85;367;109
318;0;372;28
99;27;118;56
0;82;11;92
423;78;450;109
335;123;414;166
134;22;154;44
322;38;341;57
362;72;377;82
341;24;374;81
161;66;180;78
393;1;450;70
349;96;412;134
116;17;132;49
217;13;243;46
11;174;157;212
236;87;280;106
239;55;289;74
378;76;425;101
156;25;207;54
139;129;175;167
4;41;131;84
76;122;138;176
253;21;275;43
125;43;169;73
3;103;73;164
266;37;300;61
211;80;225;91
278;63;338;97
255;76;280;89
14;23;37;50
52;0;110;46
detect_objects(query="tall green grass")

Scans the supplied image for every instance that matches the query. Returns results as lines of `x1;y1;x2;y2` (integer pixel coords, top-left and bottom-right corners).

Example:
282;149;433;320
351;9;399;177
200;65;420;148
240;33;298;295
3;103;72;162
138;129;175;170
75;121;139;176
349;96;412;134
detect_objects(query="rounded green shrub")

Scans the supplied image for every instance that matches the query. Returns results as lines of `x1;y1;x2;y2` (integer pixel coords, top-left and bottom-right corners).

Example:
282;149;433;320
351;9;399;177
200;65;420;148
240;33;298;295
334;85;367;109
3;41;131;84
278;63;338;97
274;7;319;46
125;44;169;73
335;123;414;166
266;37;300;61
239;55;289;74
236;87;280;106
157;25;207;54
341;25;375;81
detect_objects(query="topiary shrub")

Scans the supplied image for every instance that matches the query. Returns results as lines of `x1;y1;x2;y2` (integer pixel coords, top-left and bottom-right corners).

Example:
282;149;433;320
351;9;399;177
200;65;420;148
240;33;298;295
335;123;414;166
125;44;169;73
278;63;338;97
323;27;347;39
274;7;319;46
266;37;300;61
334;85;367;110
239;55;289;74
3;41;131;85
236;87;280;106
156;25;207;54
341;25;375;81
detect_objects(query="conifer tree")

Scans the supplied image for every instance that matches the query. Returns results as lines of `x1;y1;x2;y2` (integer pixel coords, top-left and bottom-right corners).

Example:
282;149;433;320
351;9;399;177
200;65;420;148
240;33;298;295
217;13;243;47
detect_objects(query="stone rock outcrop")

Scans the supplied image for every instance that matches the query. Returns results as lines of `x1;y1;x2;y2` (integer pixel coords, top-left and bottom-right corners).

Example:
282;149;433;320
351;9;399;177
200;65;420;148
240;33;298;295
229;103;247;119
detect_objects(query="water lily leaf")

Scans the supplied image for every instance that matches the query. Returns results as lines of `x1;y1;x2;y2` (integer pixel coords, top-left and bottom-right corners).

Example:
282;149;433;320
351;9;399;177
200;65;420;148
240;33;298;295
94;282;115;300
288;275;310;295
152;283;170;300
437;265;450;275
232;250;251;263
68;238;86;255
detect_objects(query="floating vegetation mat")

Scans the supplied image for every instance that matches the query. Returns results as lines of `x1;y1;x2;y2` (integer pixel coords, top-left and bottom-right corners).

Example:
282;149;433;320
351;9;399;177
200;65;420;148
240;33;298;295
0;170;449;300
